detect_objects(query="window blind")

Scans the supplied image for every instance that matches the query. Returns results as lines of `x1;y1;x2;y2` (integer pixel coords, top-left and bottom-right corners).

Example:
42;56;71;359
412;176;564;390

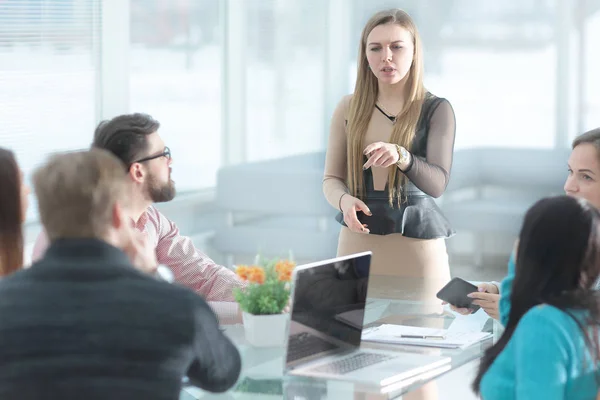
0;0;101;221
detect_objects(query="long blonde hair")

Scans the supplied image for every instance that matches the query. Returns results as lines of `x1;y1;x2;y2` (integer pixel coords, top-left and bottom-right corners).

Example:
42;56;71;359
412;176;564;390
347;9;426;206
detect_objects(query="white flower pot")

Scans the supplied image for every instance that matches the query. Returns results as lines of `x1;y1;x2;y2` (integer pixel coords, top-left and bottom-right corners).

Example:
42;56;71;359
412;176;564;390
242;312;288;347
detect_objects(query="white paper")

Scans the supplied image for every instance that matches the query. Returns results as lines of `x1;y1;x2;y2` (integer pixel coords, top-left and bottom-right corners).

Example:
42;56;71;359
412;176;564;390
447;308;490;334
362;324;491;349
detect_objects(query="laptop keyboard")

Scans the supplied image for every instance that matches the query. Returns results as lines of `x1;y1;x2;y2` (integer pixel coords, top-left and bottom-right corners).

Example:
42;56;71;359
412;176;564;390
309;353;395;375
287;332;338;362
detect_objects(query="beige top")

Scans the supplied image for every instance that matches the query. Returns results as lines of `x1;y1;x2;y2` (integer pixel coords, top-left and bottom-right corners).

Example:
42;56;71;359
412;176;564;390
323;93;457;210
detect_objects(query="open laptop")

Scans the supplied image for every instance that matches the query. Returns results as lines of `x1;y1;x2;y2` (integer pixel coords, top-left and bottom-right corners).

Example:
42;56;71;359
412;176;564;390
283;251;451;387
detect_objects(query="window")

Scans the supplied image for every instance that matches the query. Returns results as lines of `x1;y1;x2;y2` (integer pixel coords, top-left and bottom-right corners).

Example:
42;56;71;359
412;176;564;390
0;0;100;221
581;8;600;135
129;0;222;191
242;0;329;162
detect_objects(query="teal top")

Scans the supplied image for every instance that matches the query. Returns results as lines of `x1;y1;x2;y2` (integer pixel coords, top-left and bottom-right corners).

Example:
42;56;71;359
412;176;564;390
480;305;600;400
499;253;516;326
500;255;600;326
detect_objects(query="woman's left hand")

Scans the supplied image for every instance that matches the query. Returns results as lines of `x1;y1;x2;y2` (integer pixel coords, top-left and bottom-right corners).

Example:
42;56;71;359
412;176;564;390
363;142;399;169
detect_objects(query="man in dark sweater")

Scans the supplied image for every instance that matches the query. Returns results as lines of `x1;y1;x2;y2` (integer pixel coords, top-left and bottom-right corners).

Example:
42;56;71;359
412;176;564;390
0;150;241;399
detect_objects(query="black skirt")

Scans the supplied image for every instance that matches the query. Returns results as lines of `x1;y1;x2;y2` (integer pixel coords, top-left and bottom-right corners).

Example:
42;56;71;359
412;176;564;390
335;183;455;239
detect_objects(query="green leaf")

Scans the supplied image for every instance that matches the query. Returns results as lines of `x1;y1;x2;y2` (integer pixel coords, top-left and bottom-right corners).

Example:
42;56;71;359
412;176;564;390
233;278;290;315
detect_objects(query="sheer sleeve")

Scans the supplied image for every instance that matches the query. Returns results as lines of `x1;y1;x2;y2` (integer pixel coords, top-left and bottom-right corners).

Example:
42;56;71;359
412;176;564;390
323;95;351;210
405;99;456;198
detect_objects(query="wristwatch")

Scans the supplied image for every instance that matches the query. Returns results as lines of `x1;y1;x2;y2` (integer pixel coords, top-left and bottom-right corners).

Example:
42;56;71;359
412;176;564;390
395;144;410;168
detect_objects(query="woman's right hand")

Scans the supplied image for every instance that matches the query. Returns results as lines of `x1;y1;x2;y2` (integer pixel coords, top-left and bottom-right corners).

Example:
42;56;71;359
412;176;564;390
340;194;372;234
442;282;500;320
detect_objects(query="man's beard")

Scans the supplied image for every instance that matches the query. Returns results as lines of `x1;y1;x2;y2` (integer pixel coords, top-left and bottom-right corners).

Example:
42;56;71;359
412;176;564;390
145;173;176;203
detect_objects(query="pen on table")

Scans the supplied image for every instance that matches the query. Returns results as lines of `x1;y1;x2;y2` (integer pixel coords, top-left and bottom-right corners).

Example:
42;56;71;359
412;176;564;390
397;334;446;340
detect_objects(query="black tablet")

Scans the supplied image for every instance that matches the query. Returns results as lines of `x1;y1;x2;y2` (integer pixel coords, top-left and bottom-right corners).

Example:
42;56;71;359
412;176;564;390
436;277;480;312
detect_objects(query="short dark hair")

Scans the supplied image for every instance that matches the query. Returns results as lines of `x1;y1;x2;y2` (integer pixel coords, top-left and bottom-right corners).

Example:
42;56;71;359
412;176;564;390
0;148;23;276
92;113;160;166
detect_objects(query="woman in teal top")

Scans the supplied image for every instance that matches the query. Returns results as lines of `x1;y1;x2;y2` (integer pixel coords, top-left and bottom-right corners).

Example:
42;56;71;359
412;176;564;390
499;128;600;326
473;195;600;399
449;128;600;322
498;252;515;326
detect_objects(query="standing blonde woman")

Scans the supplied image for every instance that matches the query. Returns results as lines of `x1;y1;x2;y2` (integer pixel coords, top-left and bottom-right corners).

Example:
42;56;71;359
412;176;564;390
323;9;456;291
323;10;456;399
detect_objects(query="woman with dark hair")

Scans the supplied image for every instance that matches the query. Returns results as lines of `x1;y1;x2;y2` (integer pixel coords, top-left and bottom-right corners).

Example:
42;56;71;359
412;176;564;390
0;147;29;277
496;127;600;324
449;127;600;322
473;195;600;399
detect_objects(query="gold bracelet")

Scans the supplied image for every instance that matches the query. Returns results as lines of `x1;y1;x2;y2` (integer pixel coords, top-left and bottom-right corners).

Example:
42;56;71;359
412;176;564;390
395;144;409;167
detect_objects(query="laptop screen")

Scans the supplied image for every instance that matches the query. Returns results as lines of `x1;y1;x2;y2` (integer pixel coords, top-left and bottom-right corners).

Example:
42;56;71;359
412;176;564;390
285;252;371;366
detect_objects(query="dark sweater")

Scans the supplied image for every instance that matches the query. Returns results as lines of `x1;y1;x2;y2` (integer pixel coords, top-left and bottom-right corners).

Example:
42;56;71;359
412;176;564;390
0;238;241;400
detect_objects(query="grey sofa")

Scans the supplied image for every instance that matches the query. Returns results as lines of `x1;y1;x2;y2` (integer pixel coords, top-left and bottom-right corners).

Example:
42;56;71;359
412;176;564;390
212;147;570;267
212;152;339;266
441;147;570;263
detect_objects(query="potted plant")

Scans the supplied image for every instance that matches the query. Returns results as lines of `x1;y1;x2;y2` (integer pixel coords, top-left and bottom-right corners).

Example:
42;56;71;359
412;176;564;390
233;257;295;347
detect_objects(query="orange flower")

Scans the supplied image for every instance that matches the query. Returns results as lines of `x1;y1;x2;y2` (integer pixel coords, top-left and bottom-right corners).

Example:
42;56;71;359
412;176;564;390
278;270;292;282
275;260;295;282
235;265;250;281
247;266;265;284
275;260;295;273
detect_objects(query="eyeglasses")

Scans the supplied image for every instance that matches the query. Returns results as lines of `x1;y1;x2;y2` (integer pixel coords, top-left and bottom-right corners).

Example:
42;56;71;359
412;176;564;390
132;147;171;164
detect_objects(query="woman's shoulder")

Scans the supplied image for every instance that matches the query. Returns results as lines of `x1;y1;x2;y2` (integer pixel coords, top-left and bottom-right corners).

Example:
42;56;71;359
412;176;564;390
337;94;353;109
522;304;577;322
332;94;354;123
415;92;453;133
518;305;583;339
423;91;451;110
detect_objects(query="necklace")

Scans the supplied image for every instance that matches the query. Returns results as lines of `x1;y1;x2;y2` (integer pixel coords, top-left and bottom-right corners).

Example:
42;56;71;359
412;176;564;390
375;102;397;124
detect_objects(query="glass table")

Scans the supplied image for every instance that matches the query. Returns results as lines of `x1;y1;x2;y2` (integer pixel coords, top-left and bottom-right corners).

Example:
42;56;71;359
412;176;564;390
180;276;501;399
